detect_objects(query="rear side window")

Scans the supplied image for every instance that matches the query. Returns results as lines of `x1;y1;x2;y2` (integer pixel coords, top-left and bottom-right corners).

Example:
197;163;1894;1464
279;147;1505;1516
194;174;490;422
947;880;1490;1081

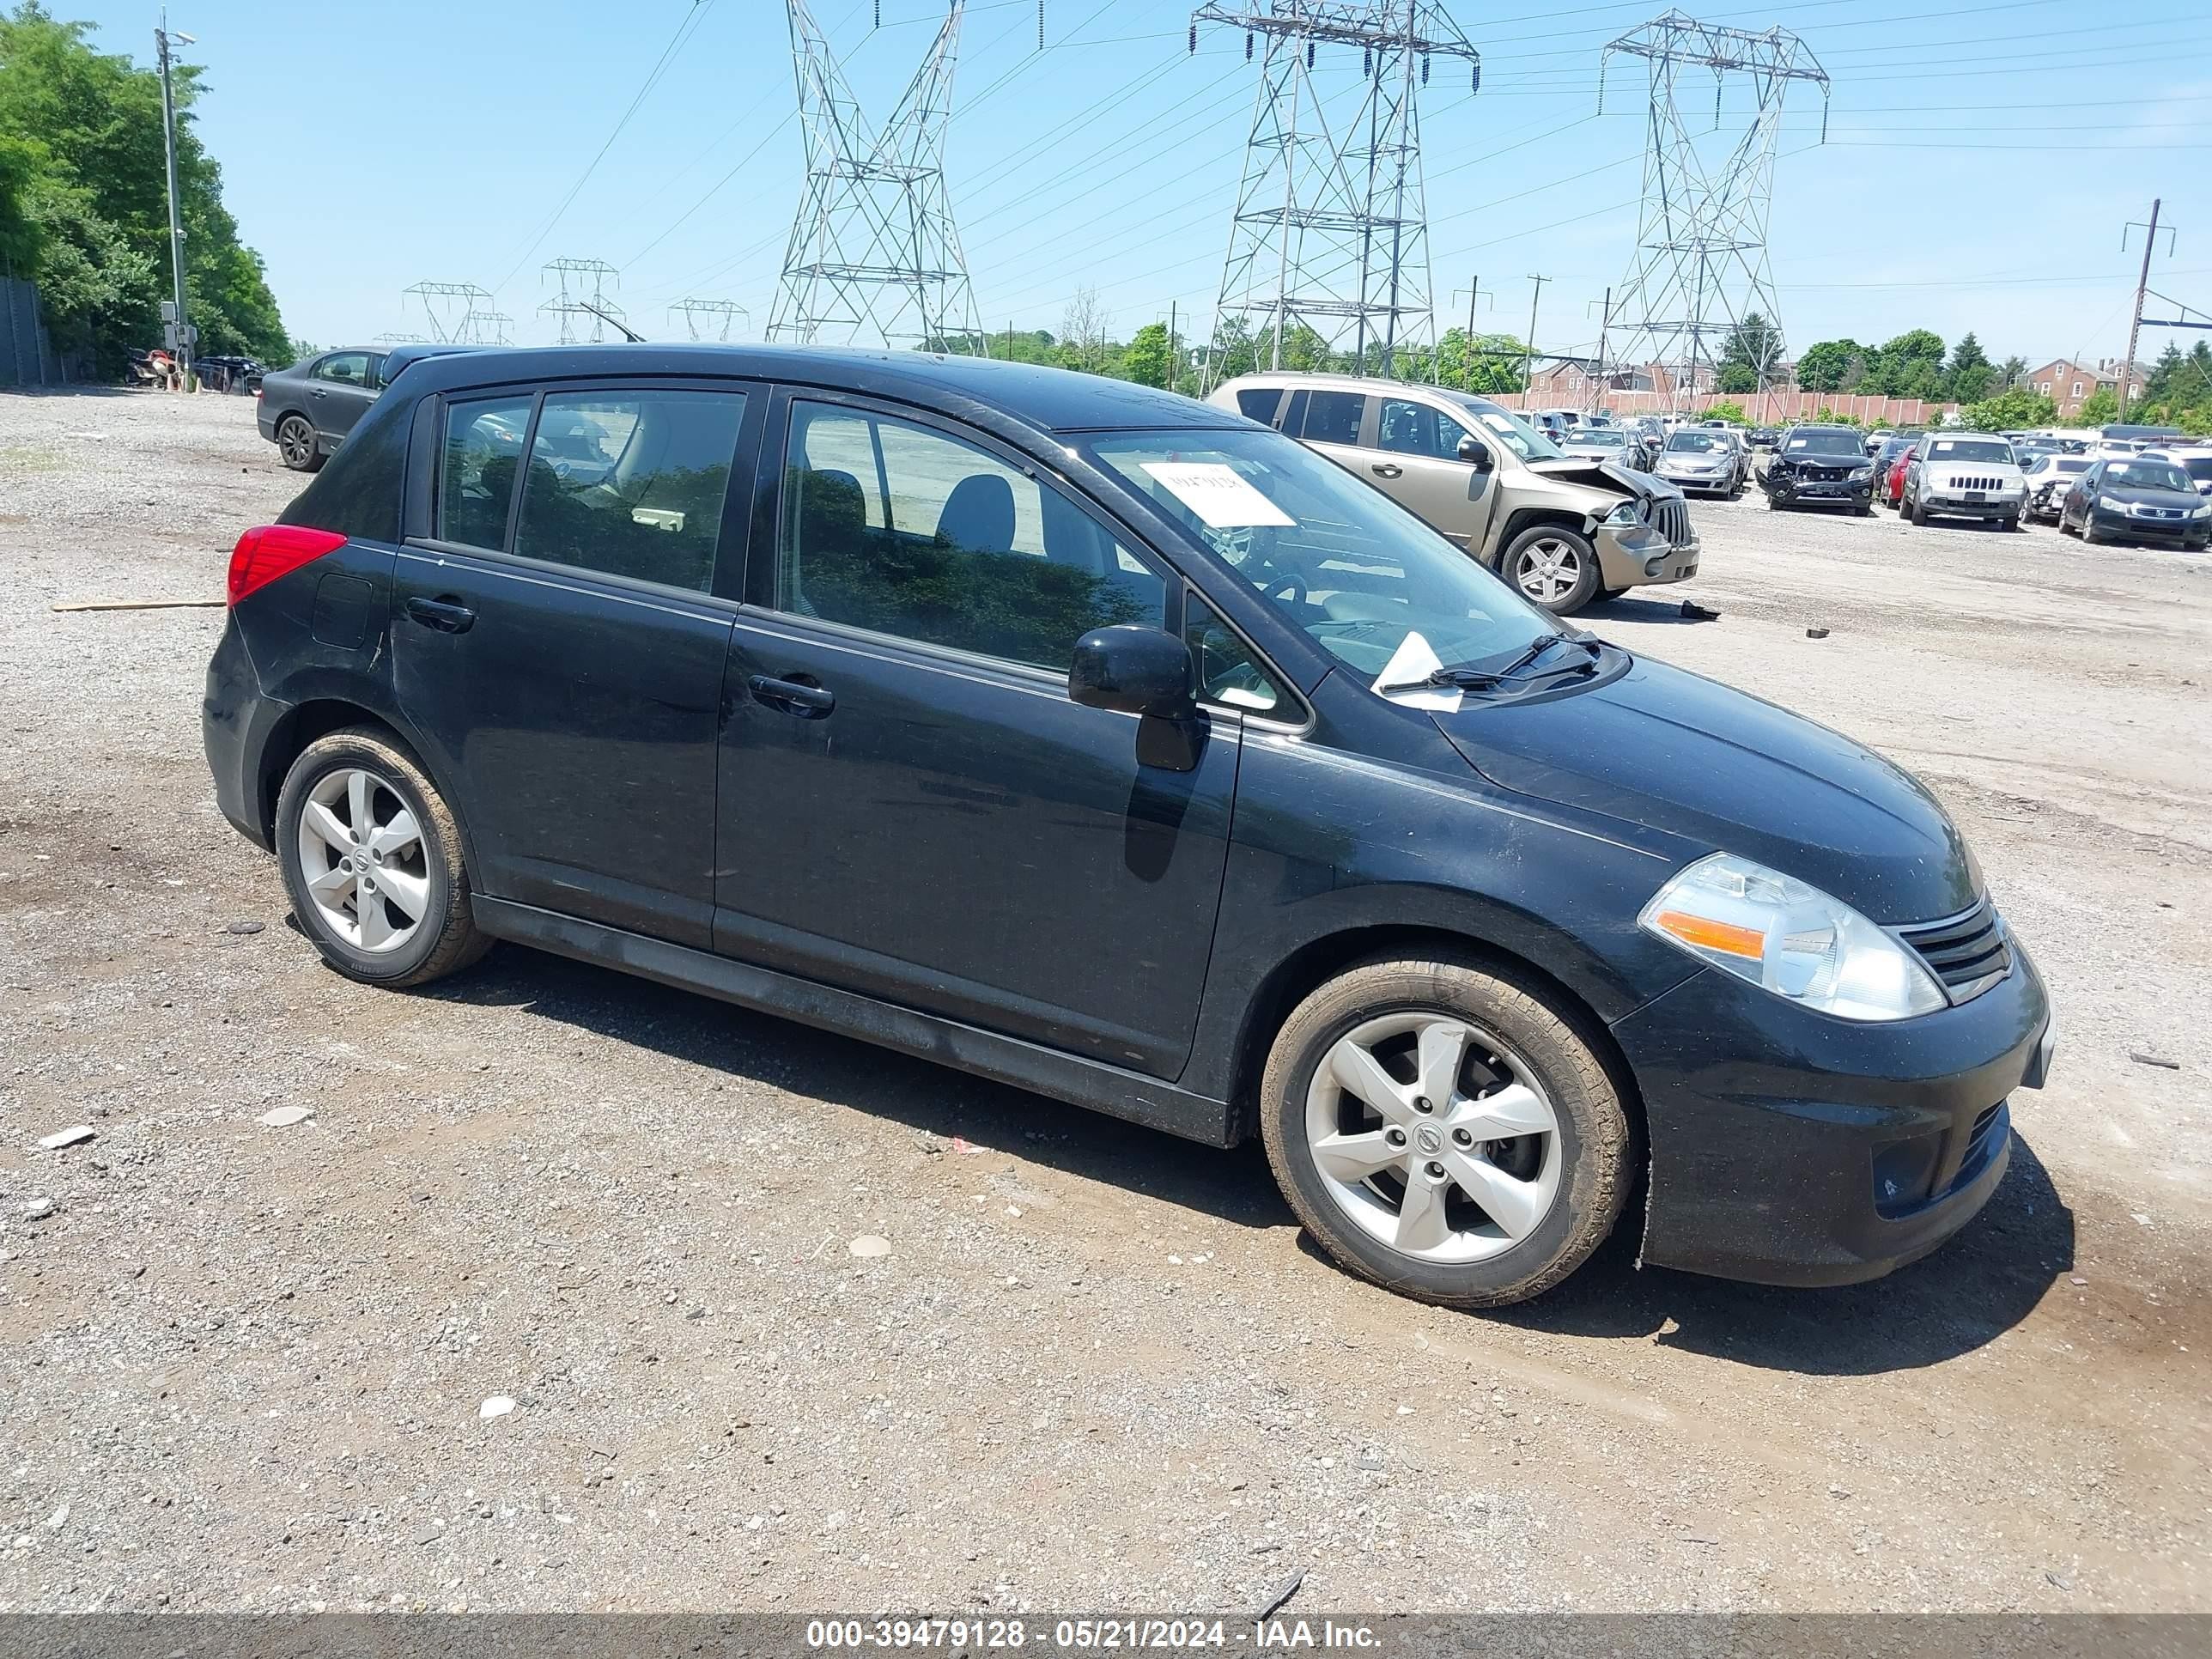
1235;387;1283;424
1299;390;1364;447
513;389;745;592
777;402;1164;670
437;395;532;550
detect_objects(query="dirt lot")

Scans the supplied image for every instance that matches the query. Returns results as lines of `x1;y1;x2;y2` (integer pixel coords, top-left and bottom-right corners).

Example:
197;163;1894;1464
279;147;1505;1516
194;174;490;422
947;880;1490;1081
0;389;2207;1616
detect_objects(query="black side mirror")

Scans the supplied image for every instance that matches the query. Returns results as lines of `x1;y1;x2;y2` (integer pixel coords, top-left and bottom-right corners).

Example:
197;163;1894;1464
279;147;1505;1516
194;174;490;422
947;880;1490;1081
1456;434;1495;473
1070;625;1204;770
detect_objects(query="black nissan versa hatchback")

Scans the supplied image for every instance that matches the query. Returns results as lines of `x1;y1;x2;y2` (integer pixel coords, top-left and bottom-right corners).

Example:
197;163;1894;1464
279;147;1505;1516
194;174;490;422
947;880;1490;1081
204;346;2055;1309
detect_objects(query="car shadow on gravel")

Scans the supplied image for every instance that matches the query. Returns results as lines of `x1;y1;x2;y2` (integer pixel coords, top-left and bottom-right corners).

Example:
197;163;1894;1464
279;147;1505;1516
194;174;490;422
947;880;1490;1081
423;949;1291;1231
1480;1134;2074;1376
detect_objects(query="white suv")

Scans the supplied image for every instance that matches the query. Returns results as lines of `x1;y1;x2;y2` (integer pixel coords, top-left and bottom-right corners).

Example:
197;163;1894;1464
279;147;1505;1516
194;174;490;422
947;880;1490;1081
1900;434;2028;530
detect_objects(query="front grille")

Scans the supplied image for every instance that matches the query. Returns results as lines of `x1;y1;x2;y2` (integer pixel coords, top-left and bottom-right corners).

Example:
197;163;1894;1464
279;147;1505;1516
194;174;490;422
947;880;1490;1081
1937;474;2007;492
2139;506;2185;520
1897;896;2012;1003
1654;497;1692;548
1799;465;1850;481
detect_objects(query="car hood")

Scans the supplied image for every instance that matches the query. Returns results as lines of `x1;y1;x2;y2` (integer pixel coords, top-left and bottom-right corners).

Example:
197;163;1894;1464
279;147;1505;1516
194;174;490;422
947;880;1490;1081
1431;653;1978;924
1769;448;1864;467
1524;456;1680;503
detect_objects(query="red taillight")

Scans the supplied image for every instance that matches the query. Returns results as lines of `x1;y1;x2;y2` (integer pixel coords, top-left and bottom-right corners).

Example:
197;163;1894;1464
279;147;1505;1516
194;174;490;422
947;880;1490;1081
227;525;346;605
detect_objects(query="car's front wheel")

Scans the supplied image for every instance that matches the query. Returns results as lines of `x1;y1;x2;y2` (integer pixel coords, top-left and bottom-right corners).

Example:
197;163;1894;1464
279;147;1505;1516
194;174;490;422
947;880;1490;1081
1500;525;1601;615
1259;955;1633;1309
275;414;322;472
276;726;489;988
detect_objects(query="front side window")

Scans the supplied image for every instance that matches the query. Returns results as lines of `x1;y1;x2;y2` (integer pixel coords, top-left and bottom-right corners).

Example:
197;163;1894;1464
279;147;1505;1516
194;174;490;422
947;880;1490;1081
313;352;371;386
1299;390;1365;447
1376;398;1473;461
779;404;1164;670
1089;428;1548;684
436;395;532;550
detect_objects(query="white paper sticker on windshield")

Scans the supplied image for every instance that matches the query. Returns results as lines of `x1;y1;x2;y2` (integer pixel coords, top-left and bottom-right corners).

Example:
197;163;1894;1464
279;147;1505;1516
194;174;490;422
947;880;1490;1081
1139;462;1296;528
1933;440;1958;455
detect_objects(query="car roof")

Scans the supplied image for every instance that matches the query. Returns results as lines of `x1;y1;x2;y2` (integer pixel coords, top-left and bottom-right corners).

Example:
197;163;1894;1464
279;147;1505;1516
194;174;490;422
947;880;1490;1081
406;343;1243;435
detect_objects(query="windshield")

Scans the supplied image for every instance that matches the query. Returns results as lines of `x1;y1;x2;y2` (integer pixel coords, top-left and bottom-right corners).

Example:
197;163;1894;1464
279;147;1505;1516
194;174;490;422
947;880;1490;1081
1665;432;1728;453
2184;457;2212;481
2106;459;2193;491
1569;429;1626;447
1437;396;1561;461
1784;428;1863;456
1086;428;1553;683
1927;437;2015;465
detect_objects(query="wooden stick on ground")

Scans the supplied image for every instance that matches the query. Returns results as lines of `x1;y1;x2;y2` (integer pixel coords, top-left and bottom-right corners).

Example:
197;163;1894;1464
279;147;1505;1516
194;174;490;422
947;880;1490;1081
51;598;225;612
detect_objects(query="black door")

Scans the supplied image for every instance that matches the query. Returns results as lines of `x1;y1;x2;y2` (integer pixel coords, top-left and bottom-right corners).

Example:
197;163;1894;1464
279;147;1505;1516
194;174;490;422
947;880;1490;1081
392;381;757;948
713;392;1239;1079
307;351;380;451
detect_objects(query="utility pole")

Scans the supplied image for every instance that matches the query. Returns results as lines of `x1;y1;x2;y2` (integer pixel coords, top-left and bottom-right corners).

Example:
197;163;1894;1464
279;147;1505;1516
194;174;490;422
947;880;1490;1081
1589;286;1613;416
1169;300;1179;390
1452;276;1490;392
1522;273;1548;406
2118;198;2170;423
155;13;194;388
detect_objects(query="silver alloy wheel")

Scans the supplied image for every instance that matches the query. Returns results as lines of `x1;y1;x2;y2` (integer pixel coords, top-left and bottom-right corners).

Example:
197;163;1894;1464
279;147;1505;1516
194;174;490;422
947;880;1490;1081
1512;538;1583;605
295;767;430;954
278;417;314;467
1304;1012;1564;1264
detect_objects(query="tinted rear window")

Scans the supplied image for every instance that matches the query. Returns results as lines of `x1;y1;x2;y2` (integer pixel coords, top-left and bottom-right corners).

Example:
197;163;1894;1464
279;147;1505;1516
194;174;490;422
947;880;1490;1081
276;391;410;541
1235;387;1283;424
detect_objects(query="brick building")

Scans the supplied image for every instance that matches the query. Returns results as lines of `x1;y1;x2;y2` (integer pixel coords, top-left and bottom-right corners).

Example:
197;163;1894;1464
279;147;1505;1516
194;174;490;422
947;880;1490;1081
2022;358;2148;422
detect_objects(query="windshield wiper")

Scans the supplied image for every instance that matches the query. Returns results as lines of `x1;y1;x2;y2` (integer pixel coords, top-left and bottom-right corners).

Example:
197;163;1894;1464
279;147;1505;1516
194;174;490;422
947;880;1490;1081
1377;633;1600;694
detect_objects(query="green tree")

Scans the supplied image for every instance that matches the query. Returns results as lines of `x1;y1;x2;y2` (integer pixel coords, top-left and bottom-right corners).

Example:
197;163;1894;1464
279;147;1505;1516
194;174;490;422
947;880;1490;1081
0;3;289;372
1866;329;1945;397
1997;354;2027;391
2076;386;2119;426
1121;320;1172;389
1945;332;1994;404
1703;399;1750;426
2143;342;2189;406
1958;386;2057;431
1794;338;1861;393
1716;312;1781;393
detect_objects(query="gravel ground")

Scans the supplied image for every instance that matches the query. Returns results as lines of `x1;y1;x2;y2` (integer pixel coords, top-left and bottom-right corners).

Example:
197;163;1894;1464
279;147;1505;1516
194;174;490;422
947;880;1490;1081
0;389;2206;1616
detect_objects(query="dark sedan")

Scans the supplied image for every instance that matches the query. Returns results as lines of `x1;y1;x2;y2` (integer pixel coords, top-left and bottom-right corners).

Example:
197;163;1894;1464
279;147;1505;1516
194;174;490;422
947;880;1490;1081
1764;424;1876;513
2057;456;2212;548
257;343;480;471
204;344;2051;1308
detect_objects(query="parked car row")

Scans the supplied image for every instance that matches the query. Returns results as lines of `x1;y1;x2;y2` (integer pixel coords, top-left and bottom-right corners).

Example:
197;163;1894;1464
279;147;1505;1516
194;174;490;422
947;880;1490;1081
207;343;2051;1312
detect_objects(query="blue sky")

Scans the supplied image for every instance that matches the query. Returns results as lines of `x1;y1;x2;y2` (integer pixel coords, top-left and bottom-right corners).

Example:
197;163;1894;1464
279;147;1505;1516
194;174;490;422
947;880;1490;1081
73;0;2212;367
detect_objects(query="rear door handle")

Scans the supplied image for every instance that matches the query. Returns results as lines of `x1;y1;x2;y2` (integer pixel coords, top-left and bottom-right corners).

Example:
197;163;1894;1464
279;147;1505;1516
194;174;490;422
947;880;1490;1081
1370;462;1403;478
405;595;476;635
748;674;836;719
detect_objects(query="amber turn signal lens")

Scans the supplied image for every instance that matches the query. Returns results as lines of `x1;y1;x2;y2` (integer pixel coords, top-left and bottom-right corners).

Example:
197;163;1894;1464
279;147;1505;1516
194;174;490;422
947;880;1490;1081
1651;909;1765;959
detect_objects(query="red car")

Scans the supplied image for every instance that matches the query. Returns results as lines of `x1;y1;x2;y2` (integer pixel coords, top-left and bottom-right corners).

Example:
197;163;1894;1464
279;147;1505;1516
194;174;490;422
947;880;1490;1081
1880;437;1925;508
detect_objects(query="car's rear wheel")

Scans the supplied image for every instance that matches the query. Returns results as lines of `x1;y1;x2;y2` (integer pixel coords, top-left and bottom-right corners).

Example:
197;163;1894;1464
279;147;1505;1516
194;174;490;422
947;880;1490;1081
275;414;322;472
276;726;489;988
1501;525;1601;615
1260;956;1632;1309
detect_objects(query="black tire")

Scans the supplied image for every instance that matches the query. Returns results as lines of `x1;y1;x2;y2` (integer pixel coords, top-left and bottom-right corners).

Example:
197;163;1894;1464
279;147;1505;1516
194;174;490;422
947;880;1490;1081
1765;493;1785;511
1853;499;1873;517
275;725;489;988
2081;518;2106;546
1499;523;1601;616
1909;491;1929;527
275;413;323;472
1259;954;1634;1310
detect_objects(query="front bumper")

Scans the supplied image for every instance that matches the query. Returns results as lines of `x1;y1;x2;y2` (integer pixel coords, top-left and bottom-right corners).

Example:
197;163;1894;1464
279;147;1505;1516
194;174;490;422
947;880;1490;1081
1657;471;1732;496
1612;940;2051;1287
1595;522;1700;590
2087;507;2211;546
1765;474;1873;507
1921;489;2025;520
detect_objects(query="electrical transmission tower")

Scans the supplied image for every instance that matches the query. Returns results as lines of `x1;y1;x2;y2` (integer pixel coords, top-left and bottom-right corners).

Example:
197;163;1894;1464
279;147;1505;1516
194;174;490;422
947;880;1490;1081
402;282;491;344
768;0;984;352
1194;2;1480;386
371;331;428;348
540;258;625;344
458;309;515;346
1597;10;1829;411
669;299;751;342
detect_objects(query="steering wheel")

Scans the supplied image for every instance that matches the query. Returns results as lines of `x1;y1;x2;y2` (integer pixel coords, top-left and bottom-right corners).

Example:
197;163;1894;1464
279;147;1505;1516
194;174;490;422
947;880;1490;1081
1257;569;1307;608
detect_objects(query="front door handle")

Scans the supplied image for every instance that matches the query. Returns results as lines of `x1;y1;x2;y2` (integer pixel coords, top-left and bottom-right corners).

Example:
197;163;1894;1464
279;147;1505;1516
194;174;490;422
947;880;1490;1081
1370;462;1403;479
748;673;836;719
405;595;476;635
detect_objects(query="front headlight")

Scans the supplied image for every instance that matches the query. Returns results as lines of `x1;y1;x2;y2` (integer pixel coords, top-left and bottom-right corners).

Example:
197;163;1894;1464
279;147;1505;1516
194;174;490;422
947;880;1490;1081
2191;502;2211;519
1849;465;1873;479
1639;852;1947;1022
2098;495;2124;512
1601;501;1641;527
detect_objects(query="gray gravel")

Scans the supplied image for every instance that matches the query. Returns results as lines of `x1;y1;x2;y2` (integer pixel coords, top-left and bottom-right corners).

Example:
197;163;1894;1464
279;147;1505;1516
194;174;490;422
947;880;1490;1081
0;389;2207;1615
